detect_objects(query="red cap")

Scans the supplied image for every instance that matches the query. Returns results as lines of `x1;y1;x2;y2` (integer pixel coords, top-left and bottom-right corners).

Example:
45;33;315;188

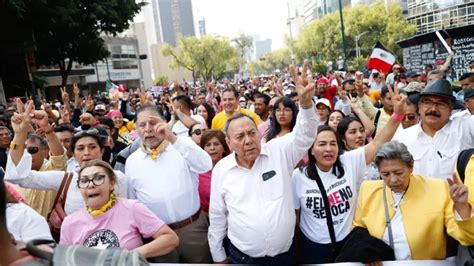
317;77;329;84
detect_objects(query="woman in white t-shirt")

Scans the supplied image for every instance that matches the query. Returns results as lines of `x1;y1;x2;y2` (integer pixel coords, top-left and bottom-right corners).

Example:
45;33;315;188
293;86;406;264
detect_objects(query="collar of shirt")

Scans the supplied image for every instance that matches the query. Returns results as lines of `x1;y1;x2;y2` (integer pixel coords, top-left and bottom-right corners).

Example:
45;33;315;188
139;143;170;159
417;120;451;140
227;144;269;170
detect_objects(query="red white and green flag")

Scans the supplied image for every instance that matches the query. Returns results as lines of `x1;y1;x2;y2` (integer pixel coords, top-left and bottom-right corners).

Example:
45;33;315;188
367;42;396;74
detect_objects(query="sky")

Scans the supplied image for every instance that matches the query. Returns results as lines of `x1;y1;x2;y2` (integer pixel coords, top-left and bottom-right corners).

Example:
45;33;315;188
192;0;304;50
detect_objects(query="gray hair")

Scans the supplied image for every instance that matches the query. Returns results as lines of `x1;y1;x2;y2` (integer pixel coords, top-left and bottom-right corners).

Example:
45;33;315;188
224;113;257;136
374;141;413;168
27;133;48;150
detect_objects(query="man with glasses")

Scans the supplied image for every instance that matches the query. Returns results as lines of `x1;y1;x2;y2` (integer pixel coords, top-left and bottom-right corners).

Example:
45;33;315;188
393;79;474;179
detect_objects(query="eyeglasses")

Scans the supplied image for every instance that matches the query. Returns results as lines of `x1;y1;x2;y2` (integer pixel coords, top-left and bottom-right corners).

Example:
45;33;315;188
192;128;206;136
404;114;417;121
77;173;107;189
27;147;40;154
420;98;451;110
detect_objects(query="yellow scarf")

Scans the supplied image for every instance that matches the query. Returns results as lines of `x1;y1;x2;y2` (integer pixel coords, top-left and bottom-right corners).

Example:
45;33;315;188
141;140;169;160
87;192;117;217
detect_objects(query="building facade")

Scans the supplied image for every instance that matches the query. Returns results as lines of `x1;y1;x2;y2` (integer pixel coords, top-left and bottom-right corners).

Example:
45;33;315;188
150;0;196;47
406;0;474;34
303;0;351;24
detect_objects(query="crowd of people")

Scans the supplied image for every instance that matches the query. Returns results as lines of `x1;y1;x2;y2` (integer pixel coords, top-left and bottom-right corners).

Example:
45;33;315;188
1;57;474;265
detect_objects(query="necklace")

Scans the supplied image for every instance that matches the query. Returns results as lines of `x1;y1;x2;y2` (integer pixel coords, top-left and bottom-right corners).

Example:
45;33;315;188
391;191;406;209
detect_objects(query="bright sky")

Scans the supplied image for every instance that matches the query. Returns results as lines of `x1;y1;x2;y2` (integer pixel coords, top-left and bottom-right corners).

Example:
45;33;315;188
193;0;304;50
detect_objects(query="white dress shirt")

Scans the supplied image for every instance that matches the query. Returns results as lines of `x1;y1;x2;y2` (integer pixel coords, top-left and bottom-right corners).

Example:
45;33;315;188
125;136;212;224
5;153;128;215
393;115;474;179
7;203;53;242
208;106;318;262
172;114;206;137
382;192;412;260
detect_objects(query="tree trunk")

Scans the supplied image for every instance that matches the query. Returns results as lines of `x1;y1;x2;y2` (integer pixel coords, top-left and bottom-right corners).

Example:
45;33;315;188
59;59;73;87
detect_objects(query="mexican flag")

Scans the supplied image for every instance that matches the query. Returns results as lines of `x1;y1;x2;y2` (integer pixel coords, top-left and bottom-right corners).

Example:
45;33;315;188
105;79;119;92
367;42;396;74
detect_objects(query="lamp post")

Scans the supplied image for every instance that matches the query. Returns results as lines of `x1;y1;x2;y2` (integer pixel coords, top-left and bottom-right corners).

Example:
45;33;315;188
355;31;369;58
337;0;348;70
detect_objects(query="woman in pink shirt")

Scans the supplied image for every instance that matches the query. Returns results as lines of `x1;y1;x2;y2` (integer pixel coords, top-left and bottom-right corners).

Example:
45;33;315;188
198;130;230;213
60;160;178;258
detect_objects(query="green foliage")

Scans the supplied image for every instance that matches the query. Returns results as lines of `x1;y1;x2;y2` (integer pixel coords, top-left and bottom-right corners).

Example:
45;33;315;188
162;35;238;82
153;75;169;86
249;48;292;75
232;34;253;58
3;0;145;86
294;1;416;66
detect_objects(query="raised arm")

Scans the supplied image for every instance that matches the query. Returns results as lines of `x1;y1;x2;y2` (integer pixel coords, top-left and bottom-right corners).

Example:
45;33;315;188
278;60;319;167
151;116;212;173
349;94;375;138
364;86;406;164
356;80;378;120
10;100;34;166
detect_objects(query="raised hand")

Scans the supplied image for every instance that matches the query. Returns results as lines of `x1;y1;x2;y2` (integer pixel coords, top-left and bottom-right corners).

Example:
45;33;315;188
150;115;177;143
60;87;70;105
59;107;71;124
447;175;469;205
289;60;315;109
41;99;52;113
11;100;34;134
355;79;364;97
137;86;149;105
73;83;80;97
30;110;51;131
79;113;98;126
85;95;95;112
388;83;406;116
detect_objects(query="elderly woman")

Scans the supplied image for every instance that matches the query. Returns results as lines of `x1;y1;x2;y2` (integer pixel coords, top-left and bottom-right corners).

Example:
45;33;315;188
61;160;178;258
353;141;474;260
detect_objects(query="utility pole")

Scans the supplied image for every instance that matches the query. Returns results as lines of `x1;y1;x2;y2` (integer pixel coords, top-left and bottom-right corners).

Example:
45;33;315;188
287;2;296;65
338;0;348;70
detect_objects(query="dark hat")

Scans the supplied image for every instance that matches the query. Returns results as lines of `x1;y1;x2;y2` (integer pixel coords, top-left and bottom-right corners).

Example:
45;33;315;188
465;89;474;100
407;71;420;78
342;78;355;86
420;79;464;109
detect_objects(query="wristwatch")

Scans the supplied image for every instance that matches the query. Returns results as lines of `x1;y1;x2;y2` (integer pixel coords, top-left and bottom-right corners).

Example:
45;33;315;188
9;142;17;150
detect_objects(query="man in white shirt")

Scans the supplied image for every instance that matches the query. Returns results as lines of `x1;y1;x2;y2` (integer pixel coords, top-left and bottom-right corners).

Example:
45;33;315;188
125;105;213;263
393;79;474;179
452;89;474;119
169;95;205;137
208;60;319;264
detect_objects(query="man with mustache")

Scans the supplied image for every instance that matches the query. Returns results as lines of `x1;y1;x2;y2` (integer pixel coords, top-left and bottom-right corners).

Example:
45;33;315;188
208;61;318;264
393;79;474;179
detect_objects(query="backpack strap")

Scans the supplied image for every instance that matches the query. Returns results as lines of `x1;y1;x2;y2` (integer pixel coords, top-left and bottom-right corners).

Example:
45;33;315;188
314;176;338;253
371;109;382;138
456;148;474;183
61;173;74;209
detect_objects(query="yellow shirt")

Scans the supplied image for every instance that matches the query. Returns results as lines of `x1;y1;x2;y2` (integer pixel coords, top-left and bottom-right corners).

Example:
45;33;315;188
117;120;135;144
211;108;261;130
14;151;68;217
353;174;474;260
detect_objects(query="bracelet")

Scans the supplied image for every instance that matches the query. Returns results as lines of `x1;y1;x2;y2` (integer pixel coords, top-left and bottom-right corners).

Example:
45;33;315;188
391;113;405;122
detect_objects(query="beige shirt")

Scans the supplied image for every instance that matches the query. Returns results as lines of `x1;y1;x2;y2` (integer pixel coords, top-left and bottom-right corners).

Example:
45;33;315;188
14;151;67;217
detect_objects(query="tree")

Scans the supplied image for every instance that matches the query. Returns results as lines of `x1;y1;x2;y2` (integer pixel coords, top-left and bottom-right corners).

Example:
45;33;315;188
153;75;169;86
162;35;238;82
9;0;145;87
249;48;292;75
232;34;253;75
294;2;416;68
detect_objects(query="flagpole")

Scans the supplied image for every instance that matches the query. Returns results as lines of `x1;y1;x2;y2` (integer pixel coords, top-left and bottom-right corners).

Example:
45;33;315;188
338;0;348;70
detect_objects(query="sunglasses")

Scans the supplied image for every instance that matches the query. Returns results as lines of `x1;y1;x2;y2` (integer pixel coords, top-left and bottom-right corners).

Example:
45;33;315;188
192;128;206;136
404;114;417;121
27;147;41;154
